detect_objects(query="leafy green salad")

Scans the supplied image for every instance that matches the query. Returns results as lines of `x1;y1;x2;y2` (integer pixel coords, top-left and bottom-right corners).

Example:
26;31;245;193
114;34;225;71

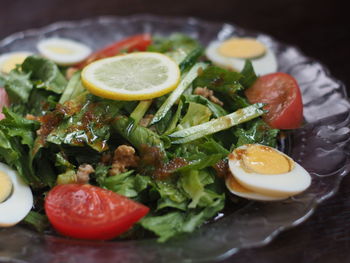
0;33;281;242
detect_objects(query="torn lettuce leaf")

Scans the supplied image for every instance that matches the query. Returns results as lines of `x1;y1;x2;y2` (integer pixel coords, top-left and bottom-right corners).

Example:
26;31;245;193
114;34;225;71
101;170;152;198
140;196;224;242
147;33;202;67
240;60;258;88
4;56;67;115
193;65;243;96
0;108;42;186
22;56;67;94
176;102;212;130
183;94;228;118
4;70;33;105
234;118;279;147
47;96;123;152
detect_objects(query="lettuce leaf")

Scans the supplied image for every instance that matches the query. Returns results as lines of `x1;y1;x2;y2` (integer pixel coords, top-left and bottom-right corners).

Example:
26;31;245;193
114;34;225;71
183;94;228;118
47;96;123;152
0;108;42;186
140;196;224;242
4;70;33;104
4;56;67;115
176;102;212;130
234;118;279;147
148;33;202;67
22;56;67;94
193;65;243;95
101;170;152;198
240;60;258;88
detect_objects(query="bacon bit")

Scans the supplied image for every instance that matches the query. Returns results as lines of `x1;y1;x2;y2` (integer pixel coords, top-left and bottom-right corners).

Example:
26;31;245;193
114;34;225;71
213;159;230;178
194;87;224;106
109;145;139;176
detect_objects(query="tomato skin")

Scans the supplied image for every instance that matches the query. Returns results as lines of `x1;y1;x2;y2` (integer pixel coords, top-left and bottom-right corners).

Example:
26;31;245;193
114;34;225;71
245;72;303;129
45;184;149;240
76;34;152;69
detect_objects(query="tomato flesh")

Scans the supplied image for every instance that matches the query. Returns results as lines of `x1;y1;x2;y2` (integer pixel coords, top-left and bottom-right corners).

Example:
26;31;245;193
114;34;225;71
245;72;303;129
45;184;149;240
76;34;152;69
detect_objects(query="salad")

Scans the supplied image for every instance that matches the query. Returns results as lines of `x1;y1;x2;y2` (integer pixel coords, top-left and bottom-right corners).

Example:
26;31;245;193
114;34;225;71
0;33;310;242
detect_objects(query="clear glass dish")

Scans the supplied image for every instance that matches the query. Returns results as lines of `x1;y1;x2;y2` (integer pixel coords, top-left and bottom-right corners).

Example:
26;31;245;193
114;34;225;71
0;15;349;263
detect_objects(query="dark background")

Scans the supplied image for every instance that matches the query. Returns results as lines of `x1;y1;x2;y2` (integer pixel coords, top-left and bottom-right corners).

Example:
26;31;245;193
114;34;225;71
1;0;349;262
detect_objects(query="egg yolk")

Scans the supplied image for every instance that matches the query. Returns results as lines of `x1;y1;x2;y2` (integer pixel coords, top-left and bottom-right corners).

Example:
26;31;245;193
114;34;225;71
0;171;12;203
226;174;251;193
47;46;75;55
242;144;293;174
1;54;28;74
218;38;266;59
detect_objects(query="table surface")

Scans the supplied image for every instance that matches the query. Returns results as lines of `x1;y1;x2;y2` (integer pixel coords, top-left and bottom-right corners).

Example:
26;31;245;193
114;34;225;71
1;0;349;262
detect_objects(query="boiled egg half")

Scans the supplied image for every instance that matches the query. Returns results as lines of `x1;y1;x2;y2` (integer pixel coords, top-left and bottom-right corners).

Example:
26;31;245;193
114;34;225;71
0;162;33;227
0;52;32;74
226;144;311;201
205;38;277;75
37;38;91;66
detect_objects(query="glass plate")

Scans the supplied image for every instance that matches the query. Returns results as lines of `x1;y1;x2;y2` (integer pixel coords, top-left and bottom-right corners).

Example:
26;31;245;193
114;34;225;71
0;15;350;263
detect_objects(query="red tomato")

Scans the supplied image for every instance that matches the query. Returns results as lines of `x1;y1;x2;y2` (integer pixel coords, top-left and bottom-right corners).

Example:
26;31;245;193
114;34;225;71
45;184;149;240
76;34;152;69
245;72;303;129
0;87;10;120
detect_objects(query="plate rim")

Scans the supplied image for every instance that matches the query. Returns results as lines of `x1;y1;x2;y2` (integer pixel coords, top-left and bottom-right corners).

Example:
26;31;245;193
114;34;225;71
1;14;349;262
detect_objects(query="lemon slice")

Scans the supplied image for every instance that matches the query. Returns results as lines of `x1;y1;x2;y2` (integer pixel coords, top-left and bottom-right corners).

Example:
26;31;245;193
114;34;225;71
81;52;180;100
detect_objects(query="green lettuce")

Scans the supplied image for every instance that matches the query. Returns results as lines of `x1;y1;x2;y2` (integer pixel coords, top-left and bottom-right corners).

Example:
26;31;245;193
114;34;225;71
0;108;42;186
47;96;123;152
234;118;279;147
176;102;212;130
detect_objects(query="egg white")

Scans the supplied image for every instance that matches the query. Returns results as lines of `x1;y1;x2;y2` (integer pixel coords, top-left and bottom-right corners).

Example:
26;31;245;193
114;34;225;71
225;174;288;201
205;41;278;75
228;145;311;198
0;52;33;73
0;162;33;227
37;38;92;66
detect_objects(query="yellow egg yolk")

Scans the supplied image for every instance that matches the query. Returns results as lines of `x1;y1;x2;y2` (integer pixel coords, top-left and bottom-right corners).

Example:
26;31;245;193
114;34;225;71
0;171;12;203
1;54;28;74
218;38;266;59
242;144;294;174
47;46;75;55
226;174;251;193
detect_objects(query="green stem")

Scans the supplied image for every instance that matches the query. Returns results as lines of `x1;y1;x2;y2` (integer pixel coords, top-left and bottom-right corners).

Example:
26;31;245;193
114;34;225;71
169;103;264;144
150;62;208;125
130;100;153;124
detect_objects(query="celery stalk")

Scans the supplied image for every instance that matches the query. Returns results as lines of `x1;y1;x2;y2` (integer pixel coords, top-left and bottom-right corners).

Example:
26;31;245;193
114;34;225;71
130;100;153;124
169;103;264;144
150;62;208;125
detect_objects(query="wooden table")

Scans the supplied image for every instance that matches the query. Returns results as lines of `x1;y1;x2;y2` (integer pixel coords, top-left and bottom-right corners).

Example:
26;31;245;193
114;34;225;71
1;0;349;262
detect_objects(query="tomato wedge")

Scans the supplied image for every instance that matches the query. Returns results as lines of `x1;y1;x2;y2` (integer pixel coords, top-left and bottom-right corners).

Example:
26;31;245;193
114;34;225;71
45;184;149;240
245;72;303;129
75;34;152;69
